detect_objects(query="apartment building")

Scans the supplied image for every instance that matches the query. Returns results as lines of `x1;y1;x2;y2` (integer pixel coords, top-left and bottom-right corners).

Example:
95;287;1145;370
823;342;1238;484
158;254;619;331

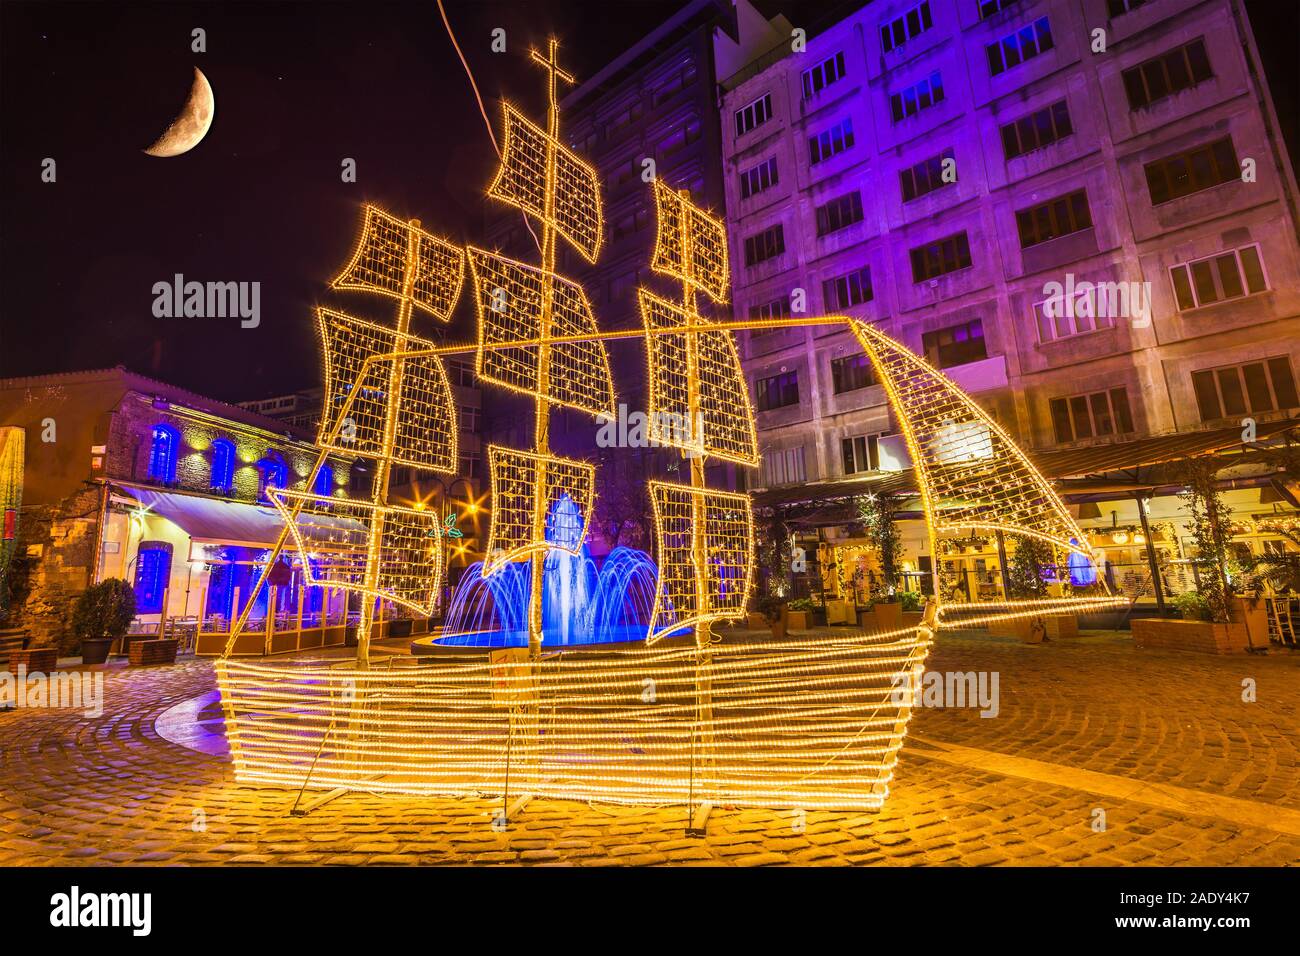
718;0;1300;497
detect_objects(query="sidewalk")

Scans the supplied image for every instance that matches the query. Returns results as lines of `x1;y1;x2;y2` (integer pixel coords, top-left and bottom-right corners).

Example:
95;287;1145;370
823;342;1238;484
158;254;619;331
0;630;1296;865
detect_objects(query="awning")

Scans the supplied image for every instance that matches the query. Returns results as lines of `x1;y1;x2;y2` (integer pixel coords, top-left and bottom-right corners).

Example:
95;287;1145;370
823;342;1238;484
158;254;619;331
753;417;1299;515
111;484;363;550
1034;417;1298;480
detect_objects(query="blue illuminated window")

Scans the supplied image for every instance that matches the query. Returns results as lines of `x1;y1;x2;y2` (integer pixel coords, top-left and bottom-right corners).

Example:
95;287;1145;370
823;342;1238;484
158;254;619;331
313;464;334;497
210;439;235;493
133;542;173;613
258;454;287;502
147;424;179;483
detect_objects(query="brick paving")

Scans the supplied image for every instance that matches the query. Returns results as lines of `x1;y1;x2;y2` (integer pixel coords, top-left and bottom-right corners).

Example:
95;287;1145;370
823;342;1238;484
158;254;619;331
0;630;1297;866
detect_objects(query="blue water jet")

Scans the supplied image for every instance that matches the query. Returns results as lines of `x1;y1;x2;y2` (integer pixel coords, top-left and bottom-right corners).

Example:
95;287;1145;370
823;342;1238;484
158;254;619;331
437;494;661;649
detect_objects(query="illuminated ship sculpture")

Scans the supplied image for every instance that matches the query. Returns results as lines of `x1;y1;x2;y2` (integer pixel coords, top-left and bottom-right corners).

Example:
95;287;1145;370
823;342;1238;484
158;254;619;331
215;41;1124;820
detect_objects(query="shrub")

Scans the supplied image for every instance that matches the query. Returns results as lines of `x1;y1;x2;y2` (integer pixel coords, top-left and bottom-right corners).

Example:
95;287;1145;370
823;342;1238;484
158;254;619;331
898;591;923;613
71;579;137;648
1173;591;1211;622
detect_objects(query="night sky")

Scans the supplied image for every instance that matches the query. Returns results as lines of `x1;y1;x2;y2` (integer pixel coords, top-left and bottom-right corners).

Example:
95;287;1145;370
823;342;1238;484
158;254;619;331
1;0;1295;404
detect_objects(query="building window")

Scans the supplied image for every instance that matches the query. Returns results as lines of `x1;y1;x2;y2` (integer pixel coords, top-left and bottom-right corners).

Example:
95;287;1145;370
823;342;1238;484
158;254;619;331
815;191;864;237
987;17;1054;76
978;0;1015;18
458;405;481;432
1123;38;1212;110
1015;189;1092;248
890;71;945;123
147;424;179;483
1170;244;1268;311
1000;100;1072;159
910;231;972;282
447;360;476;387
258;454;287;502
1107;0;1150;16
881;1;932;53
210;438;235;493
734;93;772;137
923;319;987;369
1192;358;1299;422
739;157;779;199
832;353;876;393
755;371;800;411
802;50;847;99
458;453;482;479
1034;296;1114;343
1144;137;1238;205
133;542;173;614
760;446;806;486
748;295;791;339
822;267;873;310
841;434;881;475
901;147;955;202
744;224;785;266
808;117;855;165
1050;388;1135;443
313;464;334;497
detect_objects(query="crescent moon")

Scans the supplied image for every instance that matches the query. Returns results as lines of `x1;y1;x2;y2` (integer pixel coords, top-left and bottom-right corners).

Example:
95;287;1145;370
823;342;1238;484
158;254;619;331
143;66;214;157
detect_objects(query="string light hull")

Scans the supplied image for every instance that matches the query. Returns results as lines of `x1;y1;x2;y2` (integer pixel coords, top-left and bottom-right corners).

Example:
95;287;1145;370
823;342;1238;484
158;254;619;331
217;624;933;811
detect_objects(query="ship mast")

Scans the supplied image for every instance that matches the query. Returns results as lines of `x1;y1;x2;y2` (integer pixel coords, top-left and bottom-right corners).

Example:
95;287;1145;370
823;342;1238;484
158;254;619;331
352;220;420;666
527;37;574;664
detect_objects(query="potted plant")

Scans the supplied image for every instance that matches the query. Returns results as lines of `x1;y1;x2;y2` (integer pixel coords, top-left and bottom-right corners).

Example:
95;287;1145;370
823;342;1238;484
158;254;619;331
899;590;925;628
72;578;136;665
754;595;785;638
786;597;815;631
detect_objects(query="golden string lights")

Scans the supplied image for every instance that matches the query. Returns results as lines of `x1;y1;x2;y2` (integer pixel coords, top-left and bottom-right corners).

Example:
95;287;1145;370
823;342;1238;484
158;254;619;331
217;624;932;810
215;32;1123;817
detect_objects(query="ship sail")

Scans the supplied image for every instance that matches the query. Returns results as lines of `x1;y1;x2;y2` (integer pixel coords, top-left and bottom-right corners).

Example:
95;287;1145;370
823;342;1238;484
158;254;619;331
266;487;445;615
640;182;760;642
639;289;758;465
649;179;729;304
332;204;466;320
487;104;603;264
315;307;458;474
482;446;595;576
848;318;1123;623
465;247;615;419
646;481;754;643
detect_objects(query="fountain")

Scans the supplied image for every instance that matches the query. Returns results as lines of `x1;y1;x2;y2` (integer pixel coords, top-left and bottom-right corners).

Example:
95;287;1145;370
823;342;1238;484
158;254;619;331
414;494;669;651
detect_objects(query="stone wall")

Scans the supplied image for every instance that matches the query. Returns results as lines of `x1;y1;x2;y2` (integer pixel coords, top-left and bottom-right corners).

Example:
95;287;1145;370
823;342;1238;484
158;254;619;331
6;484;101;652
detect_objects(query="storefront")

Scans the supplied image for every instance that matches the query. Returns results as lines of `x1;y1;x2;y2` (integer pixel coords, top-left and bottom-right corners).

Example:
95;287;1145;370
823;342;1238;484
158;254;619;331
98;484;359;656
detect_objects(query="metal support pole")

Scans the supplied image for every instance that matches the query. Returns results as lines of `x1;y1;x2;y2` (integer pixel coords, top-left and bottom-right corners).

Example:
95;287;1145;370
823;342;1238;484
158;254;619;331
995;529;1012;600
1135;492;1166;614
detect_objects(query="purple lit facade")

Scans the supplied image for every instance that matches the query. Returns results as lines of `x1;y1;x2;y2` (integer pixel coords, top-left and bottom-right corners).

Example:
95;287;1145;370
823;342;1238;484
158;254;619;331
717;0;1300;494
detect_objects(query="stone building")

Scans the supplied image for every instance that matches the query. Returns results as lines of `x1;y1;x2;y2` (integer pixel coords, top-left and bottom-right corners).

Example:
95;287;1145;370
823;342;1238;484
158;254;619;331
716;0;1300;604
0;367;356;650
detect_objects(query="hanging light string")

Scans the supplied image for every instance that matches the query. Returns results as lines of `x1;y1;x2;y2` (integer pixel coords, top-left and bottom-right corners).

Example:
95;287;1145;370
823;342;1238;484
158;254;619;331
436;0;543;257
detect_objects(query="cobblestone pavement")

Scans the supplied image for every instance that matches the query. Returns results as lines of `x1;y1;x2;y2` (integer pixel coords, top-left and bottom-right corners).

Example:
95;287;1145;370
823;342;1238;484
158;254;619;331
1;631;1297;866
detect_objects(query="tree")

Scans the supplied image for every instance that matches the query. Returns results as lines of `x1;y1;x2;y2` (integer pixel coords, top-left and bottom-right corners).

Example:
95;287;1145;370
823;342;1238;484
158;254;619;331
857;492;901;596
593;453;650;551
1177;456;1232;623
71;578;136;649
1007;536;1054;599
756;507;792;600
